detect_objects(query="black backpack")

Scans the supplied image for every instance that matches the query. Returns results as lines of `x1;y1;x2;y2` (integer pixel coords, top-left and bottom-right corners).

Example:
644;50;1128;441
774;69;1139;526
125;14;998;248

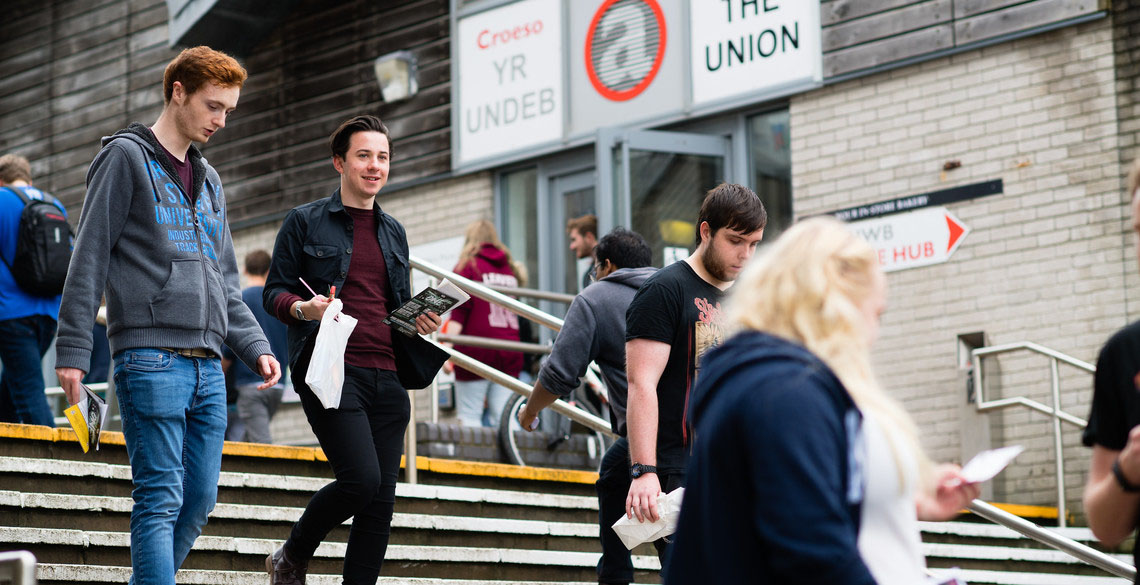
1;186;72;297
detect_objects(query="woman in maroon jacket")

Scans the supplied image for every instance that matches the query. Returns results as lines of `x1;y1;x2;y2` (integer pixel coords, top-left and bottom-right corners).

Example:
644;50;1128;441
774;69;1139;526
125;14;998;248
445;220;525;428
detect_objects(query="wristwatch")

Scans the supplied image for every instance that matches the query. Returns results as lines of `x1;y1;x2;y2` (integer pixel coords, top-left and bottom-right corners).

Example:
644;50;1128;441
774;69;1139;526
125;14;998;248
1112;458;1140;493
630;463;657;479
293;301;307;321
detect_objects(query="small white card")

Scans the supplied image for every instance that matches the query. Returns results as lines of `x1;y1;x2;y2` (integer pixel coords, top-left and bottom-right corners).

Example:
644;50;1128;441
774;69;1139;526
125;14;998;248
960;445;1025;484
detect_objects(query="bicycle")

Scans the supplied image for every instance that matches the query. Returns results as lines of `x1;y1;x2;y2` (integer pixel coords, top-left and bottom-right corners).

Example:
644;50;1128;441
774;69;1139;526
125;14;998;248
498;379;614;470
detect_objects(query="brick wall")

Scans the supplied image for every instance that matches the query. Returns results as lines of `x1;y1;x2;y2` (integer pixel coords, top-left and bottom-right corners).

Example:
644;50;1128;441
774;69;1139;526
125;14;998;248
790;19;1127;512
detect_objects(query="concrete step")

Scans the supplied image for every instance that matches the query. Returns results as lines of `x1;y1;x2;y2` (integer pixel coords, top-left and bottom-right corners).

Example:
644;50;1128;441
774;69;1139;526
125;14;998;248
35;564;600;584
0;423;1131;584
2;527;662;581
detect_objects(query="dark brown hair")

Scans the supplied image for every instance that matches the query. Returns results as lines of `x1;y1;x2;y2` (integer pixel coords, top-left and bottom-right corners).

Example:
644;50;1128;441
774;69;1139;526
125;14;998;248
696;183;767;246
243;249;272;277
329;115;393;160
566;214;597;238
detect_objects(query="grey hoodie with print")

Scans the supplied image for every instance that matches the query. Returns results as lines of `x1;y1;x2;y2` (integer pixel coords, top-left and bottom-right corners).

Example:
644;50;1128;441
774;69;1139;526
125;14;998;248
55;123;271;374
537;266;656;436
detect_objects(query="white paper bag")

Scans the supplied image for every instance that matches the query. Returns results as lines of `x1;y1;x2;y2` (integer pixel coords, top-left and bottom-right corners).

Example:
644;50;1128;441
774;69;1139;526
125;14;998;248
611;487;685;550
304;298;357;409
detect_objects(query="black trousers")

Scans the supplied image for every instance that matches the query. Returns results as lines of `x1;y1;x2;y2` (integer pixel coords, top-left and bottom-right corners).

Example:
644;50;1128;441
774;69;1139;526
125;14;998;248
596;437;634;584
286;363;410;585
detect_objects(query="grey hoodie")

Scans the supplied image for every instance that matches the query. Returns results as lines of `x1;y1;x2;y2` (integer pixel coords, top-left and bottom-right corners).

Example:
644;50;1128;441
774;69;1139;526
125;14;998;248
537;266;656;436
55;123;271;373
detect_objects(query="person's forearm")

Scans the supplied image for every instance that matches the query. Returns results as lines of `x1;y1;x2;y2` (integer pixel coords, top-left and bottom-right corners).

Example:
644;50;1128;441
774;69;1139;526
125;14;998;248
525;380;561;413
626;381;658;465
1086;474;1140;547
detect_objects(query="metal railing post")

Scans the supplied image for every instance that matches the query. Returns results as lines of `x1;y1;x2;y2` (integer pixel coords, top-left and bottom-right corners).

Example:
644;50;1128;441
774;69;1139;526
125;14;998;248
1050;357;1066;527
970;342;1094;529
0;550;37;585
429;276;440;425
406;388;418;485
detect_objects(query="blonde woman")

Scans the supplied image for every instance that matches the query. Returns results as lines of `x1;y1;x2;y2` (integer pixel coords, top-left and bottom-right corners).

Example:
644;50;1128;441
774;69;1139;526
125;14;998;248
444;219;525;428
665;217;978;584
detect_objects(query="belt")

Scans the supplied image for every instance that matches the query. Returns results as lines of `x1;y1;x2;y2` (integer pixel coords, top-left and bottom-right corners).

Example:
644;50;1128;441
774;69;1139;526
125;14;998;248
161;347;218;359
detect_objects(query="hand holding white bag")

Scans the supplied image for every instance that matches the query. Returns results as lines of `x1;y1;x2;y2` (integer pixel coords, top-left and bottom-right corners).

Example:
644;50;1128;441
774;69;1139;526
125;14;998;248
304;298;357;409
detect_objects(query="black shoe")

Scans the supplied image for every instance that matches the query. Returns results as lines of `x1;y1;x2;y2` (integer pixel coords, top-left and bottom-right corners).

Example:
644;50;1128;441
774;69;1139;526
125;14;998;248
267;545;308;585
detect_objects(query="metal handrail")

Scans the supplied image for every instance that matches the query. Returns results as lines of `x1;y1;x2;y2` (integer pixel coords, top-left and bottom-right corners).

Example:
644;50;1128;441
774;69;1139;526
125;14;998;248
485;284;576;304
433;340;615;437
403;256;618;482
971;342;1094;528
411;256;564;331
436;334;552;355
967;500;1135;580
0;550;37;584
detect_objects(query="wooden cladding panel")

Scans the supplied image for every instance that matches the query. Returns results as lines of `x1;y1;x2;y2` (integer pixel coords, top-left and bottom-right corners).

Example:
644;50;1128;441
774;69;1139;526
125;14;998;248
0;0;453;225
957;0;1103;44
823;0;951;52
823;0;1107;78
821;0;924;26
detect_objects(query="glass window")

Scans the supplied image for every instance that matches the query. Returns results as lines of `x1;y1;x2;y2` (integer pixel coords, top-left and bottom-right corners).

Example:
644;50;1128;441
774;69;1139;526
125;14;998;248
627;150;724;267
498;167;538;288
748;110;792;239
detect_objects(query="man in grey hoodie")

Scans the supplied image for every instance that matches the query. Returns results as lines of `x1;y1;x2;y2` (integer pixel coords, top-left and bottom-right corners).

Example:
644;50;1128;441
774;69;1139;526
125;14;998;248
518;227;656;585
54;46;281;585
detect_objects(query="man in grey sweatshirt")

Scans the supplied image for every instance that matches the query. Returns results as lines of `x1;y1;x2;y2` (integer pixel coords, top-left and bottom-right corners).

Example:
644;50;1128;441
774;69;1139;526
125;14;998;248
518;227;656;585
54;46;280;585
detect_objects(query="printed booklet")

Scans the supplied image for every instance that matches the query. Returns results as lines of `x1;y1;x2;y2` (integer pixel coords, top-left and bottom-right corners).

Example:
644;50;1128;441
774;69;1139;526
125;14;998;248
383;278;470;337
64;383;109;453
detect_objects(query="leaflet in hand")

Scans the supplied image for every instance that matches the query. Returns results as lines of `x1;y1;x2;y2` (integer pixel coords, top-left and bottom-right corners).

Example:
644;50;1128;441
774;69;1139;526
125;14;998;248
63;384;109;453
383;278;470;337
959;445;1025;484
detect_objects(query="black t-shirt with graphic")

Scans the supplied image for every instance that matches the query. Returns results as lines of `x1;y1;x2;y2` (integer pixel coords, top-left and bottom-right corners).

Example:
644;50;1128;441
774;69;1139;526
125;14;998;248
625;260;725;474
1083;319;1140;577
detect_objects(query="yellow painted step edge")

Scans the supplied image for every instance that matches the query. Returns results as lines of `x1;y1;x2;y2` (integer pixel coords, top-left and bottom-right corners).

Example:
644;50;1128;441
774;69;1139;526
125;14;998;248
0;422;599;484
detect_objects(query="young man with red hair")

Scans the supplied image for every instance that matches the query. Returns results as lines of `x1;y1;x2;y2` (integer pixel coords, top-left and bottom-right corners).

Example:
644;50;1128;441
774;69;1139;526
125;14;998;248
55;46;281;584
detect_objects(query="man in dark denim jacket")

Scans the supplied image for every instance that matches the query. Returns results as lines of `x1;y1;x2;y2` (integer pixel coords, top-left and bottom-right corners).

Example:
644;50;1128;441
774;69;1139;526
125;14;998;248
262;114;446;585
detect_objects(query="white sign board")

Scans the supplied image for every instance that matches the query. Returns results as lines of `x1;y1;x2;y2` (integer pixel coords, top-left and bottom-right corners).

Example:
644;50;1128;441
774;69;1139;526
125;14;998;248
457;0;563;165
848;207;970;273
689;0;821;106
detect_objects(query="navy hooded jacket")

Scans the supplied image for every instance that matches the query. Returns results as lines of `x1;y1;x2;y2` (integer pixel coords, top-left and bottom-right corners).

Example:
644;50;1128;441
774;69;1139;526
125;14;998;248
664;331;876;585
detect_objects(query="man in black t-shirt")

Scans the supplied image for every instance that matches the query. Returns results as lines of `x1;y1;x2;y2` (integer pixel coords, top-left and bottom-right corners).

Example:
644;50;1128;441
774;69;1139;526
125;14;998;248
624;183;766;566
1084;159;1140;580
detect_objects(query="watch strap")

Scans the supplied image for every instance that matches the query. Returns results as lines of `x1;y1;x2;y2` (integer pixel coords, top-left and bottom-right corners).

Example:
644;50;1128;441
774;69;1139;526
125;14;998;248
1112;459;1140;493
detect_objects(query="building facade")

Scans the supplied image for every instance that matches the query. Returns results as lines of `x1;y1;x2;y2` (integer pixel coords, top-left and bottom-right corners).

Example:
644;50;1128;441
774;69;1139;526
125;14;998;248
1;0;1135;513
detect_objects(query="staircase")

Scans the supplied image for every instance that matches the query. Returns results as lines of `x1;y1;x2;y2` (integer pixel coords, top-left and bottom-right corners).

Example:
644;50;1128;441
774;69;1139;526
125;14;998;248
0;423;1131;584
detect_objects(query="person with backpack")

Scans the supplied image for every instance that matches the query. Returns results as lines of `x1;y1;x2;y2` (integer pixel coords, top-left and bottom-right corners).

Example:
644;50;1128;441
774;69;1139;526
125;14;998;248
0;153;69;427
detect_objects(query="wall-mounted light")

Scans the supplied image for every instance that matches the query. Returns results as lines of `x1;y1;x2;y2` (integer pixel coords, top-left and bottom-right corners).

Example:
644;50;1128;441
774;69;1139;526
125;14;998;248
374;51;418;103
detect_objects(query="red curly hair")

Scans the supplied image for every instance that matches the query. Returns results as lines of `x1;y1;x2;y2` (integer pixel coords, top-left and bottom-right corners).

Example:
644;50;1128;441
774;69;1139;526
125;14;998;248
163;46;247;104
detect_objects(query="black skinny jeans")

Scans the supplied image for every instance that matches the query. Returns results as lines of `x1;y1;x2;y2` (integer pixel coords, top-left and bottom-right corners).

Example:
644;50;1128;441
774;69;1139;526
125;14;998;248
596;437;634;584
286;363;409;584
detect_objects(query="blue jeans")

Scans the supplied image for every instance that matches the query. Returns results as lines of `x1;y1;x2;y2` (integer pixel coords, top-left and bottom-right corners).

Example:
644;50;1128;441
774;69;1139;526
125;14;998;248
454;378;511;429
0;315;56;426
113;348;226;585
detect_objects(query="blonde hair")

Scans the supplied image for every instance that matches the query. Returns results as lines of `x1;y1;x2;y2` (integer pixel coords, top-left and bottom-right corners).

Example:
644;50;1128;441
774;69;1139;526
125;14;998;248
457;219;525;285
724;216;930;487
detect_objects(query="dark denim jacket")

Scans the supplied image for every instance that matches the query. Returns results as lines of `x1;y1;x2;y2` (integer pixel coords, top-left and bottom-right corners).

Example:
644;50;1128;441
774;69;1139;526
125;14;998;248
263;188;445;389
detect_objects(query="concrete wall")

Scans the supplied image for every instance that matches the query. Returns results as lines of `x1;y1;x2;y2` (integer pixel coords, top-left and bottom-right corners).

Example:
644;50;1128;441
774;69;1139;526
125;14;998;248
790;18;1127;513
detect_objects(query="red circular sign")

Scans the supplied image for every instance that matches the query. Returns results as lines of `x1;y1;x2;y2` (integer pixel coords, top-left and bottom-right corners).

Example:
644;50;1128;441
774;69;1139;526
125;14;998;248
584;0;667;102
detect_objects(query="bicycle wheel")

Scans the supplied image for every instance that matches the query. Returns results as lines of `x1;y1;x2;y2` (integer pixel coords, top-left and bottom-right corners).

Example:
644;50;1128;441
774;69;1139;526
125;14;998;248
498;393;612;470
499;393;530;466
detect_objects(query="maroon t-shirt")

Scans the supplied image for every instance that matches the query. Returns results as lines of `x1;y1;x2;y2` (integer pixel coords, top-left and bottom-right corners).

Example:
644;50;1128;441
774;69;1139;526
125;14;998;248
341;206;396;370
151;129;193;196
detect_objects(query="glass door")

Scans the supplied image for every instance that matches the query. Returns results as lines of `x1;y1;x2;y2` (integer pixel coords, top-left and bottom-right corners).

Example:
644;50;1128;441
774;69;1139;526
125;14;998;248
596;128;730;267
548;170;596;295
